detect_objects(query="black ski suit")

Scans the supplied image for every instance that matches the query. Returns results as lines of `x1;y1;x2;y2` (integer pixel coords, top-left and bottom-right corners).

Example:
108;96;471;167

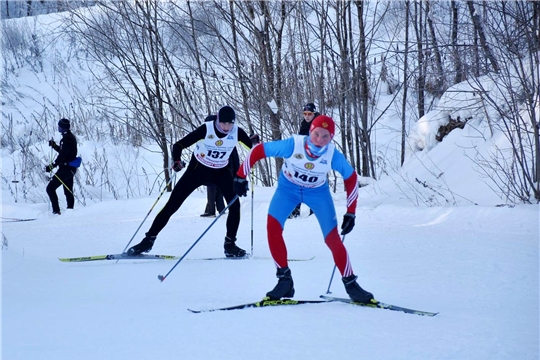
46;130;78;213
146;122;253;240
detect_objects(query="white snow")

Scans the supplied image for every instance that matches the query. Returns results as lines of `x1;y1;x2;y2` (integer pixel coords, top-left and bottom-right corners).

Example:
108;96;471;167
2;182;539;359
2;8;539;360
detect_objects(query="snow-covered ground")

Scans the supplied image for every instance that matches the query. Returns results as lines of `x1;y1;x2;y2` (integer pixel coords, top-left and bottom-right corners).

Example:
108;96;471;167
2;8;539;360
2;183;538;360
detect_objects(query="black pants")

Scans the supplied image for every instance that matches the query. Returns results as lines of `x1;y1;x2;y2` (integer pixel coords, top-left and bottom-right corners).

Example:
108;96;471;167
204;184;225;214
46;167;76;213
147;163;240;239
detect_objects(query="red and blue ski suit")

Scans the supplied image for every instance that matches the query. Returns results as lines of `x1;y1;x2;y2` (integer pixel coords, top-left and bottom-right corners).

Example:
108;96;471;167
237;135;358;277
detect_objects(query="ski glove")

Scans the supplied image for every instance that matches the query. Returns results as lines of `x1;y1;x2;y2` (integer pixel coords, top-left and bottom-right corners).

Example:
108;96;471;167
45;164;55;173
233;176;249;197
48;139;57;147
341;213;356;235
172;160;185;172
250;134;261;145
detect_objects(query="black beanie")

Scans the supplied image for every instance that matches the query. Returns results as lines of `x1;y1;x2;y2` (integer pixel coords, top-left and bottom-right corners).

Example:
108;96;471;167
58;118;70;130
217;106;235;123
303;103;316;113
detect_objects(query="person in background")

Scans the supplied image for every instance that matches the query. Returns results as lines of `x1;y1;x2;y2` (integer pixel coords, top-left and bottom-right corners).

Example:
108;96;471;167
289;102;320;219
127;106;258;258
200;184;226;218
233;115;374;303
45;118;78;215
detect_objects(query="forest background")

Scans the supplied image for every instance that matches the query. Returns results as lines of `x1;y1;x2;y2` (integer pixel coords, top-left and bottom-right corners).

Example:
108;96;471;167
1;0;539;206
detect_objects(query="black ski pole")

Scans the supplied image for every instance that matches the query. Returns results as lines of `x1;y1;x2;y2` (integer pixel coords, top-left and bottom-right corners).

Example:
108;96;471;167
250;173;254;256
325;234;346;294
158;195;239;282
120;175;174;255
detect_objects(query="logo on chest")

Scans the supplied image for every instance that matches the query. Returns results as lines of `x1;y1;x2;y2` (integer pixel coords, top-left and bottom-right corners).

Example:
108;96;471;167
304;163;315;170
215;140;224;146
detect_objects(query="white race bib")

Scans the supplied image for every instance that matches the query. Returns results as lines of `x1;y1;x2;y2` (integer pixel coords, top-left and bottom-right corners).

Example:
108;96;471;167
282;135;334;188
194;122;238;168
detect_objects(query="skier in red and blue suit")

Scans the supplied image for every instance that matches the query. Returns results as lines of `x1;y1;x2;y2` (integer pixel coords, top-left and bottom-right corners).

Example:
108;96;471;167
233;115;374;303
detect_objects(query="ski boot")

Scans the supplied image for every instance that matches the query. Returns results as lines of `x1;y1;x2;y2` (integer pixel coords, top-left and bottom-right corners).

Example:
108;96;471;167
342;274;374;303
224;236;246;258
127;233;156;255
200;212;216;218
266;267;295;300
288;206;301;219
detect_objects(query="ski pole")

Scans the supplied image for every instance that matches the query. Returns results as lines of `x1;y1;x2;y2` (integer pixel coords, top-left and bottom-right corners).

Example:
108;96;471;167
48;139;54;211
325;234;346;294
250;172;254;256
158;195;239;282
49;169;85;207
120;175;175;255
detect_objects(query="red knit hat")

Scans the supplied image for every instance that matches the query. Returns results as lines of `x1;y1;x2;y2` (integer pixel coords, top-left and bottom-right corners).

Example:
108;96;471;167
309;115;335;136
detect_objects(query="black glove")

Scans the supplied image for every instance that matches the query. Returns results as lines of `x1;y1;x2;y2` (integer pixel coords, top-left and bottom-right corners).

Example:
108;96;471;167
250;134;260;145
45;164;54;173
172;160;185;172
48;139;57;147
233;176;248;197
341;213;356;235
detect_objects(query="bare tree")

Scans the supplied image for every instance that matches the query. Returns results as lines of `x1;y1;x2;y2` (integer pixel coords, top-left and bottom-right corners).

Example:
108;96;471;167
468;1;539;202
467;1;500;73
67;1;198;188
425;0;445;95
451;1;464;84
401;0;410;166
412;1;426;119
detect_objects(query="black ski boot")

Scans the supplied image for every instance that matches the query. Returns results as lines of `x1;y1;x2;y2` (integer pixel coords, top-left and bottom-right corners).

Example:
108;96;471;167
200;212;216;218
224;236;246;258
288;205;301;219
127;233;156;255
342;274;374;303
266;267;295;300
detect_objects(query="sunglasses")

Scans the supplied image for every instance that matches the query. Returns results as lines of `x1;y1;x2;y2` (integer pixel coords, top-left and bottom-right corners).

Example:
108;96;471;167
303;111;314;116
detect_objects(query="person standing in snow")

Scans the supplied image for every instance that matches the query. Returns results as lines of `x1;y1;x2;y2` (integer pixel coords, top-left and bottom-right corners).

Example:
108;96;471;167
45;118;78;215
288;102;320;219
128;106;259;258
233;115;374;303
200;184;226;218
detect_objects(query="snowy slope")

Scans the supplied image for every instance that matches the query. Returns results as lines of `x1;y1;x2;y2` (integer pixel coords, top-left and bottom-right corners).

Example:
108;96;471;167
2;9;539;360
2;185;538;360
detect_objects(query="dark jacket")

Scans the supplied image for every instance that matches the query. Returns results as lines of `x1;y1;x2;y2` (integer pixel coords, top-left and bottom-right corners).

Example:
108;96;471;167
52;130;77;168
172;118;252;174
299;112;320;135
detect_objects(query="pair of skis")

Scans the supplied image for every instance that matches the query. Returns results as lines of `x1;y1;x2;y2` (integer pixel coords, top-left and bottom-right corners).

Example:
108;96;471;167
58;254;436;316
58;253;178;262
58;253;314;262
188;295;438;317
1;217;37;223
